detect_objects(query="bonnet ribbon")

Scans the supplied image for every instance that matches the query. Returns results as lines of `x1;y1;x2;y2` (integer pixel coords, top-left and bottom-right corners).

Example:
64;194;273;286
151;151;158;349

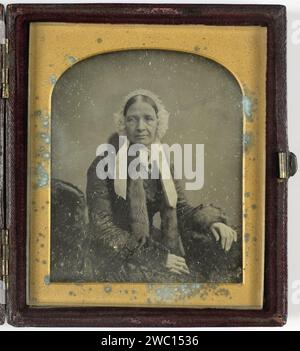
113;139;178;208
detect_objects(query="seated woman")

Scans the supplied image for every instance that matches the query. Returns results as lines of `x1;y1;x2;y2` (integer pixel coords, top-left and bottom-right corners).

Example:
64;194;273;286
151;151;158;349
86;89;239;283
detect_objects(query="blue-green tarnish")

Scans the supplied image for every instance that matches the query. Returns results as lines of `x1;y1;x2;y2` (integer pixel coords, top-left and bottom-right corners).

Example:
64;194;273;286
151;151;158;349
104;286;112;293
40;132;50;144
36;163;49;187
44;275;50;285
65;55;78;65
243;132;253;153
42;120;49;128
34;110;49;128
49;74;57;85
242;96;253;121
147;283;203;302
33;112;50;187
42;151;51;160
147;283;232;303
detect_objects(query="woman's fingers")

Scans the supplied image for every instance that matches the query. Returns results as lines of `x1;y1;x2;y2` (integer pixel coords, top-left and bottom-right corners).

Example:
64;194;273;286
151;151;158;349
166;254;190;275
174;256;186;263
221;234;226;250
210;223;239;251
233;230;238;242
173;257;190;273
174;261;190;274
170;265;190;275
223;227;229;251
212;225;237;251
169;268;183;275
211;227;220;242
225;229;233;251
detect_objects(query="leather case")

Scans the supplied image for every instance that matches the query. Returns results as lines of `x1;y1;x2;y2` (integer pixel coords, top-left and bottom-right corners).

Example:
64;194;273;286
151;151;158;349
0;3;297;327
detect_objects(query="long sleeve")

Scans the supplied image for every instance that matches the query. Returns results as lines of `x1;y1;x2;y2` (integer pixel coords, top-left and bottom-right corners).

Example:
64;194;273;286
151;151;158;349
172;170;227;234
86;156;169;273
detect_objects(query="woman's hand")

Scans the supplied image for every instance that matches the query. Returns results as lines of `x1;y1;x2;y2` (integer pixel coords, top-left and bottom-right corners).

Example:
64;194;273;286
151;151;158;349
166;253;190;275
209;222;237;252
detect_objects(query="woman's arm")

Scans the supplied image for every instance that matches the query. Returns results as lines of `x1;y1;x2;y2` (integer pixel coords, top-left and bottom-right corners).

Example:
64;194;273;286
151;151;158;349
173;176;238;252
170;164;227;232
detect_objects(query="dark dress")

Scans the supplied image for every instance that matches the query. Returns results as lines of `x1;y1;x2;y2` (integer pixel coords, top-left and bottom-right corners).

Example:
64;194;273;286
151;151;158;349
85;151;235;283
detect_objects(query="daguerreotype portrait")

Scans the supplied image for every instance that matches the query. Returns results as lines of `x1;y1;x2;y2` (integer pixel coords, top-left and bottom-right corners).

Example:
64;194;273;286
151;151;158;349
50;51;242;284
26;20;266;309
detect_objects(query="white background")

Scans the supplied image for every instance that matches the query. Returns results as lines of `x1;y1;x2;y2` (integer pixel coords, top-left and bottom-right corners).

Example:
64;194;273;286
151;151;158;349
1;0;300;331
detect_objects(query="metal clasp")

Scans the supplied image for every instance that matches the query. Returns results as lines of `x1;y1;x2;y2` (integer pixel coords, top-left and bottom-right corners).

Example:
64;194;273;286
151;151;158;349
278;151;298;180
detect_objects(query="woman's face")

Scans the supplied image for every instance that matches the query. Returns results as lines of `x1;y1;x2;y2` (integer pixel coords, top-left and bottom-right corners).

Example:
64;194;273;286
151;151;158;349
124;99;158;146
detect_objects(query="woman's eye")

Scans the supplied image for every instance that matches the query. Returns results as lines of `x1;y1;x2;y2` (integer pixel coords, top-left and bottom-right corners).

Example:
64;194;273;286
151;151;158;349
126;116;136;123
145;115;155;122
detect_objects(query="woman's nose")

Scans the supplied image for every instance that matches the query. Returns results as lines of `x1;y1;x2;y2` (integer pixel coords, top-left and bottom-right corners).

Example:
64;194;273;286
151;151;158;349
136;118;146;131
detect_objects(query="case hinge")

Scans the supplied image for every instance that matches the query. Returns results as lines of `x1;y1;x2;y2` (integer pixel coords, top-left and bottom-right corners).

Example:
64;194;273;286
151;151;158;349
0;229;9;295
1;39;9;99
278;151;298;180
